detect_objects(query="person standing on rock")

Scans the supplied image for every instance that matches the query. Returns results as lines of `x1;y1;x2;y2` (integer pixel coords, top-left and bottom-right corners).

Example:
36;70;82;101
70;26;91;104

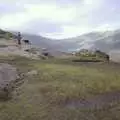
17;32;22;45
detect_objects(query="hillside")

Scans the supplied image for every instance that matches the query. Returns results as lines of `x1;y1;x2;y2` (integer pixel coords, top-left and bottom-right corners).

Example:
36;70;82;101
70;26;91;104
0;29;14;39
62;30;120;53
10;31;81;52
0;29;120;120
12;29;120;54
6;29;120;56
0;55;120;120
22;33;80;52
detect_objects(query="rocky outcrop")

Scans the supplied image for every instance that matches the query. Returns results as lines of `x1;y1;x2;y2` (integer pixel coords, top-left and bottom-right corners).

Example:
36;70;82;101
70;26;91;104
0;63;18;100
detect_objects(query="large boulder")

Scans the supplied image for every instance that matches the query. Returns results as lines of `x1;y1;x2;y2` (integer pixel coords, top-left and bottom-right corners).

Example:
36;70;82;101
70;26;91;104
0;63;18;100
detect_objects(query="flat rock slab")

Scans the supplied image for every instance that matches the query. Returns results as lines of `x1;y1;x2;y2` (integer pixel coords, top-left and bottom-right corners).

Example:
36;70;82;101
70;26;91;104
0;63;18;89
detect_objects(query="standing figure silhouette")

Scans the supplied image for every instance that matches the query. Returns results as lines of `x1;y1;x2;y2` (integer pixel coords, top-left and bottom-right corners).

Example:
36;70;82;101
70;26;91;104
17;32;22;45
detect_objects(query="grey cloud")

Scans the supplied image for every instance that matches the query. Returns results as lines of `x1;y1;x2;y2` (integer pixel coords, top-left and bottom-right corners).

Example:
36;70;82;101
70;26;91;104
0;0;120;38
0;3;25;16
16;19;63;34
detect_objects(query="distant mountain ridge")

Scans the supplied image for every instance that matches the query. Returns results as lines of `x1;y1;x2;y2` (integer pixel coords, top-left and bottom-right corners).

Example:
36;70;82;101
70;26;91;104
59;29;120;53
11;32;80;52
7;29;120;54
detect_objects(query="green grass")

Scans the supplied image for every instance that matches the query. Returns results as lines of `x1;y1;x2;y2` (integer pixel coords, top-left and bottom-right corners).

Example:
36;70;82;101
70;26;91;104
0;56;120;120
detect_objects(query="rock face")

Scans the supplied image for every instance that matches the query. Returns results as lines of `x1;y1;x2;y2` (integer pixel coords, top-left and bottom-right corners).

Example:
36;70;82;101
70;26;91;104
0;63;18;100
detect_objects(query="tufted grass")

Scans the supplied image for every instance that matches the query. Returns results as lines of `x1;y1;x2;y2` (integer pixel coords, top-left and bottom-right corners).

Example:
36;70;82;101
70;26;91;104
0;56;120;119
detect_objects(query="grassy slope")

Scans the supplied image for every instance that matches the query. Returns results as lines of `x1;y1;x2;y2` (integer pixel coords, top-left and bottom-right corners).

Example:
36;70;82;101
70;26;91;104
0;29;14;39
0;56;120;120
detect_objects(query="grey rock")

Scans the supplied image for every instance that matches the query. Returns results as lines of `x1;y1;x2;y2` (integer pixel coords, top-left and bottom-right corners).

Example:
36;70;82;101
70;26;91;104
0;63;18;100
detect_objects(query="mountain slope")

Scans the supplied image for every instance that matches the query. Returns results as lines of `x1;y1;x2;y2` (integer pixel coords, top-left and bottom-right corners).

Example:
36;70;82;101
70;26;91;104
10;29;120;54
60;30;120;53
12;32;80;52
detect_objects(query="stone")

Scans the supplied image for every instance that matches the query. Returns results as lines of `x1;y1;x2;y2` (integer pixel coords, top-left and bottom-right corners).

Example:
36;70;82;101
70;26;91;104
26;70;38;76
0;63;18;100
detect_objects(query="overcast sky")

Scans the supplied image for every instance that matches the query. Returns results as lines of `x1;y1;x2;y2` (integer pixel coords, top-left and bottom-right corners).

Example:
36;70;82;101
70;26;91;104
0;0;120;39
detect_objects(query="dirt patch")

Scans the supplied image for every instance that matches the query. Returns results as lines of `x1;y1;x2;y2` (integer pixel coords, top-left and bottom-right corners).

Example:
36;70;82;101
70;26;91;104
65;91;120;110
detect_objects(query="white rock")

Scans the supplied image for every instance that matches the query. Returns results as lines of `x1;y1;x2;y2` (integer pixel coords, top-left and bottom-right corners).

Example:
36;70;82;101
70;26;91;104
26;70;38;76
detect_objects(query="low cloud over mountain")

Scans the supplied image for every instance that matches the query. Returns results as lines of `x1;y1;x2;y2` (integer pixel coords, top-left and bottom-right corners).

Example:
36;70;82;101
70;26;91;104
13;29;120;54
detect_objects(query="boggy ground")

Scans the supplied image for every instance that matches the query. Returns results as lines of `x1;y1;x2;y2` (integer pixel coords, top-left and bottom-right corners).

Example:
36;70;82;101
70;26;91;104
0;56;120;120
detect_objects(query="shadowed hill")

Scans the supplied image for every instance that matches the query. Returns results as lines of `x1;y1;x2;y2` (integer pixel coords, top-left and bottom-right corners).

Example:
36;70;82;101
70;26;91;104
0;29;14;40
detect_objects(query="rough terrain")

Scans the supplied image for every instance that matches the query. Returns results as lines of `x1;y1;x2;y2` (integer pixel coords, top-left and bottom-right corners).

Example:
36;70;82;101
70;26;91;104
0;39;120;120
0;39;39;59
